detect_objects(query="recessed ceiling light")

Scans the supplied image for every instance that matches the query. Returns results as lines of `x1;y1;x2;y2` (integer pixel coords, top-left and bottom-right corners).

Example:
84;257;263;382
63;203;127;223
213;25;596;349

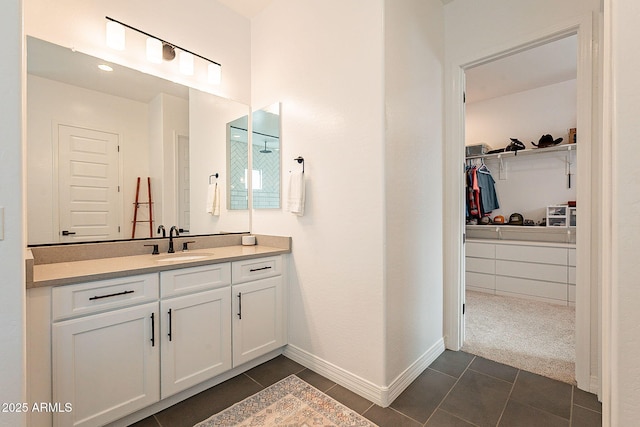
98;64;113;72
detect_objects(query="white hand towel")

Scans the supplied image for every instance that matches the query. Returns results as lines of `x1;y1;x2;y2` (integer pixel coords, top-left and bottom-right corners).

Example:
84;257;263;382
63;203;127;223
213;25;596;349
287;171;305;216
206;183;220;216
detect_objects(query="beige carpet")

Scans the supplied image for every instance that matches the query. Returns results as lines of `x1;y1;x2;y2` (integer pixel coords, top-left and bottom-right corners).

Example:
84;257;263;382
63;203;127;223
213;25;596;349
194;375;378;427
462;290;576;384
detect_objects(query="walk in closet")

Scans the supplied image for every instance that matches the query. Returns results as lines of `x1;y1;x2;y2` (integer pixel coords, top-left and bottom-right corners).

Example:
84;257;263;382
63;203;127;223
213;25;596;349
462;34;579;383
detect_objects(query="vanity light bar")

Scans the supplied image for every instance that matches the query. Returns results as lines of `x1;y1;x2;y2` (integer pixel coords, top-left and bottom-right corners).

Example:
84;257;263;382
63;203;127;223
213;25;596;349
105;16;222;82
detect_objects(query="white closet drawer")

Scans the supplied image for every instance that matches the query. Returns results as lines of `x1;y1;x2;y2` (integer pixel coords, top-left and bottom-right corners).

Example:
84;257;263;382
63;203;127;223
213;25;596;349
465;257;495;274
568;266;576;285
568;249;577;267
232;256;282;284
466;242;495;259
161;263;231;298
52;273;158;321
466;271;495;290
496;260;567;283
568;284;576;302
496;276;567;301
495;244;568;265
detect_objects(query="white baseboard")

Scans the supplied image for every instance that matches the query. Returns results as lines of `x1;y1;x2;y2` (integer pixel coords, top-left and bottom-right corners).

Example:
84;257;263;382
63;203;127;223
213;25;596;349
284;338;445;407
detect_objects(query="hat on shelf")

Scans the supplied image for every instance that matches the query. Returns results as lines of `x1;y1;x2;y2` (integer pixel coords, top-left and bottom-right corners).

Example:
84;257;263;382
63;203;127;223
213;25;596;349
531;134;563;148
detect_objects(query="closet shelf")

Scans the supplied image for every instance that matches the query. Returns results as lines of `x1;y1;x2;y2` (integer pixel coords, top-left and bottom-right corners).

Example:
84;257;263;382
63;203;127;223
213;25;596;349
465;143;576;161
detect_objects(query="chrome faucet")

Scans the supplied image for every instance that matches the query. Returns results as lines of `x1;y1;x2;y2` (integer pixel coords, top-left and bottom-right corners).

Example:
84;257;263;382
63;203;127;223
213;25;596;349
168;226;179;253
157;224;166;238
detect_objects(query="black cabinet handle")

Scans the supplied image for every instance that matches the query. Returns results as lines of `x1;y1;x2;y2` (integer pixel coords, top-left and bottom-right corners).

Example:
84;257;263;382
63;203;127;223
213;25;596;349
249;266;272;272
89;290;134;301
237;293;242;319
61;230;76;236
168;309;172;341
150;313;155;347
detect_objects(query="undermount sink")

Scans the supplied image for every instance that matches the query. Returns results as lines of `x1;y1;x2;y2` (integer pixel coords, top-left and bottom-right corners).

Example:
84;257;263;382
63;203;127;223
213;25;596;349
155;253;214;262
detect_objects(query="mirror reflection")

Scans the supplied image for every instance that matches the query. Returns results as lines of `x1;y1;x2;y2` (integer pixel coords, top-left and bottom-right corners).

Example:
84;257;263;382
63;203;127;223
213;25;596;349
26;36;250;245
252;103;281;209
228;117;249;210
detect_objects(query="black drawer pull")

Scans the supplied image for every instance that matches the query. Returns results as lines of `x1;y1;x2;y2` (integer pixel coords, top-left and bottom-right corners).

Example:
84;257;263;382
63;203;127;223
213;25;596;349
249;266;272;272
89;290;135;301
151;313;155;347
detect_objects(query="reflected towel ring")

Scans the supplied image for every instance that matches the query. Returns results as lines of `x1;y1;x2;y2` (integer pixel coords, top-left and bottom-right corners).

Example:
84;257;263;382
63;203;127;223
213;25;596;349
209;173;219;184
294;157;305;173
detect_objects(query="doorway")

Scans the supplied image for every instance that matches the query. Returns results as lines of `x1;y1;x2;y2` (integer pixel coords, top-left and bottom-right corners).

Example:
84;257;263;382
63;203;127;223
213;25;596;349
444;16;596;393
461;35;579;384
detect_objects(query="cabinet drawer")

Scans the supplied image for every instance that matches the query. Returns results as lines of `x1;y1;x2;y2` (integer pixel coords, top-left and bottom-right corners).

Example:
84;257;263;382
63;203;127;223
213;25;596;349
466;271;495;290
161;263;231;298
232;256;282;284
52;274;158;321
568;248;576;267
466;242;495;259
465;257;495;274
568;284;576;303
496;276;567;301
568;266;576;285
495;244;568;265
496;260;567;283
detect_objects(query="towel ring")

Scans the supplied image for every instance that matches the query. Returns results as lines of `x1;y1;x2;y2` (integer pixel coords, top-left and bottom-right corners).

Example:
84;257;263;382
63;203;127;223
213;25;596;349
209;173;219;184
294;157;305;173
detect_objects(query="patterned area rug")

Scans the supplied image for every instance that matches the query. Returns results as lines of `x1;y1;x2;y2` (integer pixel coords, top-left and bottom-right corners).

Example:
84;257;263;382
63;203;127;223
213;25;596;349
194;375;378;427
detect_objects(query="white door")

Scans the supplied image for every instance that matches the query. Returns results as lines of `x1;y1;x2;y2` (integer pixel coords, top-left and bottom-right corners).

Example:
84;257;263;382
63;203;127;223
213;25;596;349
52;303;160;427
176;134;190;232
160;287;232;398
58;125;120;241
232;276;284;366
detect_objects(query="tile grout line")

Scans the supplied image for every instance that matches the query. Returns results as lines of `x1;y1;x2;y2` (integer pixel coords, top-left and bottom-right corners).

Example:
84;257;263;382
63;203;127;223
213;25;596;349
495;368;520;426
569;385;575;425
422;355;477;426
243;372;267;389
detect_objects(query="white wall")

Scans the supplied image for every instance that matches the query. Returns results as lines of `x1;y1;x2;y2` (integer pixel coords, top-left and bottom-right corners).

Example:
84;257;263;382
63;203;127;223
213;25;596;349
0;0;26;426
24;0;251;105
608;0;640;423
383;0;445;385
466;79;577;148
251;0;387;387
27;75;150;243
188;89;250;234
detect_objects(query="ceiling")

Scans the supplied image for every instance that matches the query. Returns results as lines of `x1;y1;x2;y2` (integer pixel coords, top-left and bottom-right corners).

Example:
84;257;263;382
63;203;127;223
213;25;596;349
465;35;578;103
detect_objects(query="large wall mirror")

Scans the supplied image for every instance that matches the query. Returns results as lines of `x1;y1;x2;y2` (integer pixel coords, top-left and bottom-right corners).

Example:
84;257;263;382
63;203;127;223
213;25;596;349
252;103;281;209
26;36;250;245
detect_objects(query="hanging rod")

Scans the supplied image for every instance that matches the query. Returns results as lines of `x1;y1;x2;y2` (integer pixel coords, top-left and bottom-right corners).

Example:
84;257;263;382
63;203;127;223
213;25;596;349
209;173;219;184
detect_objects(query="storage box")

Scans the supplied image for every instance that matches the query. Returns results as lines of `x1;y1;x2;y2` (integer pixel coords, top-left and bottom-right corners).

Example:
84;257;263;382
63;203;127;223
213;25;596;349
547;205;576;227
568;128;576;144
465;144;491;157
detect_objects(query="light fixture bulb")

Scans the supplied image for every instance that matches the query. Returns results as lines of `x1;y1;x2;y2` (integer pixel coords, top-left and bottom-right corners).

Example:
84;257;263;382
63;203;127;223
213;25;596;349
106;21;125;50
179;51;194;76
98;64;113;72
208;63;222;84
146;38;163;63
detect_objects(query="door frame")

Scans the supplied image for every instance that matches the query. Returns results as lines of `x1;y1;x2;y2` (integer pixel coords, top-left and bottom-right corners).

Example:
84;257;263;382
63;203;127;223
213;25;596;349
443;13;598;393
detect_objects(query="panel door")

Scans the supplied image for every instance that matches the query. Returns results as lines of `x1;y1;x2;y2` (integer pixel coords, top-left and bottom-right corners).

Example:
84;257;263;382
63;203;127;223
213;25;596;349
160;287;232;398
52;303;159;427
232;276;284;366
58;124;120;241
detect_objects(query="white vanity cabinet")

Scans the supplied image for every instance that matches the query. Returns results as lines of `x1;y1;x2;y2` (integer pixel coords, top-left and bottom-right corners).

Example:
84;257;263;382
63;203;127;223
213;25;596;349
159;264;232;398
231;256;285;366
51;274;160;427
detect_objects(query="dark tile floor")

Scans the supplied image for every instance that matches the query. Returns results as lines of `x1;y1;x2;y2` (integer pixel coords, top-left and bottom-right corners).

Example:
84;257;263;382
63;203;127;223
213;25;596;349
130;350;602;427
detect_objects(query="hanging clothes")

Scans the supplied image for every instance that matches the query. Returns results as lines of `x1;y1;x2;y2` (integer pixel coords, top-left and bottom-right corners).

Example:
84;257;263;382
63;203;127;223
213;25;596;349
476;164;500;213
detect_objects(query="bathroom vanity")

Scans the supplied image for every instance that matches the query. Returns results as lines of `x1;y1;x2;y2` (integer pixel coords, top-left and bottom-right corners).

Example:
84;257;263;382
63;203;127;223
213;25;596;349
26;234;290;427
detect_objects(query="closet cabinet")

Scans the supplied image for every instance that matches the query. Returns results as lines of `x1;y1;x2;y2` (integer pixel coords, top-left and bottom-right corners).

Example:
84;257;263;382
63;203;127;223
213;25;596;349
466;240;575;305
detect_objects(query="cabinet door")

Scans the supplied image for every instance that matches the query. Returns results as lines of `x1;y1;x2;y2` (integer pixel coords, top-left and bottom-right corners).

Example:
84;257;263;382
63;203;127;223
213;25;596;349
232;276;284;366
52;303;159;427
160;287;232;398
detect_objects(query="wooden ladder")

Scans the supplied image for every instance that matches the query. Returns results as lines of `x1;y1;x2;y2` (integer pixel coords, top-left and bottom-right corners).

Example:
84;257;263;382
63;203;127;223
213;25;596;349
132;177;154;238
